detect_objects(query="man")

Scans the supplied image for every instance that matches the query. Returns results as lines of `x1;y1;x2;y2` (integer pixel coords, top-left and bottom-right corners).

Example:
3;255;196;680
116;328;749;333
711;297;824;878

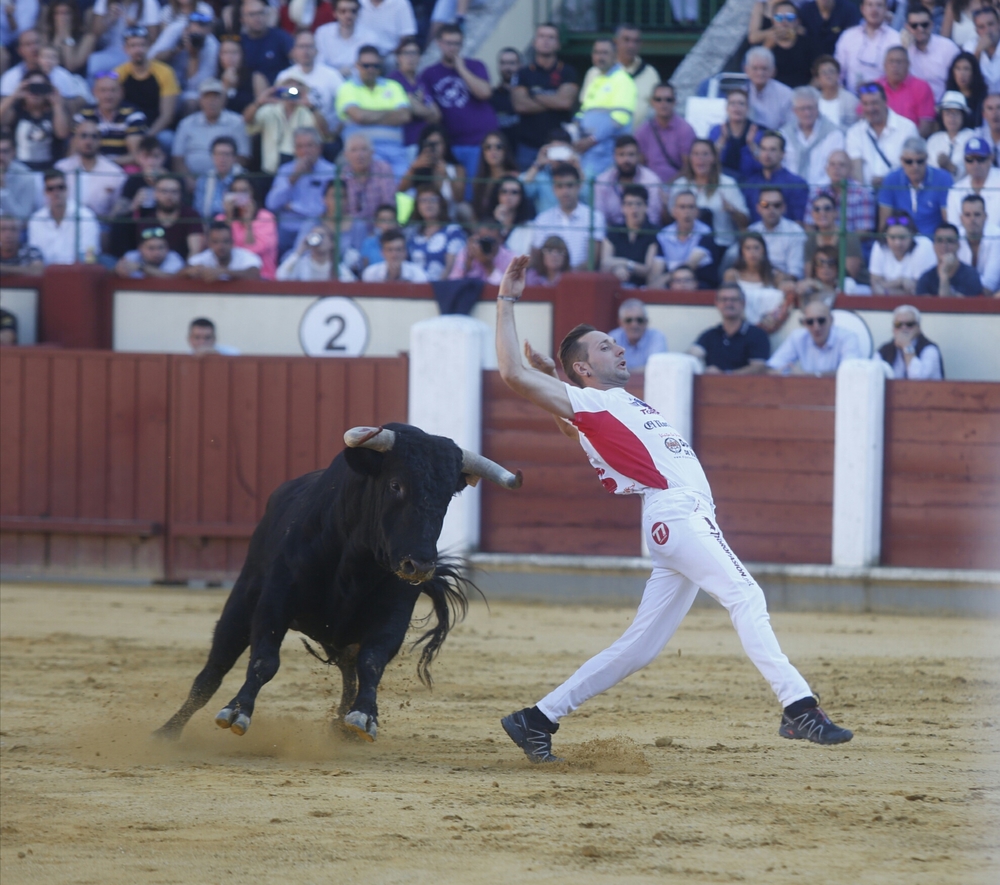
360;227;428;281
56;119;128;221
946;137;1000;225
0;131;39;222
28;169;101;265
875;304;943;378
193;136;245;220
115;226;185;278
798;0;861;60
742;131;809;223
876;46;936;136
135;174;204;260
748;187;807;278
687;283;771;374
594;135;663;227
150;9;219;111
656;190;718;288
607;298;667;371
530;163;606;270
418;25;498;186
781;86;844;186
877;136;952;236
581;24;660;126
241;0;294;85
957;194;1000;293
902;6;960;102
184;220;263;281
806;149;877;231
521;129;583;216
0;214;44;274
114;26;180;149
916;222;984;295
744;46;793;132
276;28;344;127
0;29;89;113
337;131;396;224
964;7;1000;94
315;0;374;79
767;298;862;374
491;47;521;153
834;0;901;92
336;45;411;180
668;266;699;289
76;71;148;168
356;0;417;58
845;82;918;187
634;83;695;185
494;254;852;764
172;80;250;184
512;24;581;171
265;126;337;253
573;38;637;181
976;92;1000;164
188;317;240;355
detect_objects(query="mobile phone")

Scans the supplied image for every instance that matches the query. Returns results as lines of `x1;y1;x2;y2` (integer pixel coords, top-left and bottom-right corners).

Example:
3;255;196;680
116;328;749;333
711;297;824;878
547;145;573;162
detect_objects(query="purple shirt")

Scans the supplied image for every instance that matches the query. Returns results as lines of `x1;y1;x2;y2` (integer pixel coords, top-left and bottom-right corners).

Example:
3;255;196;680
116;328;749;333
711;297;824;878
418;59;498;147
388;71;430;147
634;116;696;184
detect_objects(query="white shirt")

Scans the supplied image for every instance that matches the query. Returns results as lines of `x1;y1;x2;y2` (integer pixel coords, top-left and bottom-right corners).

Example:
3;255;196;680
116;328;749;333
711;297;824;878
818;88;859;129
907;36;961;101
926;128;975;181
28;202;100;264
55;154;127;219
946;168;1000;227
188;246;263;277
531;202;607;268
276;250;355;281
275;62;344;124
563;384;713;504
767;324;863;374
962;39;1000;92
314;23;377;76
834;23;902;91
361;260;429;282
357;0;417;57
749;217;806;279
845;110;919;185
959;222;1000;292
868;236;937;282
877;345;943;379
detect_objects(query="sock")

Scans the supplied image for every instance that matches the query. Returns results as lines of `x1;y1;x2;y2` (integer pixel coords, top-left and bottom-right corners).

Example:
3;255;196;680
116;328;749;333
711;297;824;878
527;705;558;734
783;696;818;717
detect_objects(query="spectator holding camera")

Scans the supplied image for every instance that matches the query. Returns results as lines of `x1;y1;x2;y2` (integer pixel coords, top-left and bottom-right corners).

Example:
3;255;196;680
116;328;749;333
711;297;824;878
876;304;944;378
217;174;278;279
0;71;70;171
276;28;344;128
276;223;355;280
361;227;429;281
150;9;219;112
246;76;329;175
0;30;89;114
115;225;185;277
449;221;514;284
184;219;262;281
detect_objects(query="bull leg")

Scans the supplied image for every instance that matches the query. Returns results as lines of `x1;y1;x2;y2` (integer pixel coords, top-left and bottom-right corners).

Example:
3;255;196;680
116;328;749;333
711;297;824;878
330;644;360;719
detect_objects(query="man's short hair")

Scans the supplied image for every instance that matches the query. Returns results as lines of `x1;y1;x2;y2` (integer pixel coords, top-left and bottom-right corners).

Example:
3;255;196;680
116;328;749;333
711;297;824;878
437;23;463;40
935;222;959;238
973;5;999;21
744;46;775;71
622;184;649;203
550;162;579;181
792;85;821;105
357;44;381;60
893;303;921;324
559;324;596;388
593;37;614;50
962;193;986;208
906;5;932;18
615;22;640;36
760;130;786;151
901;135;928;155
137;134;162;154
499;46;520;58
717;281;745;300
43;168;65;185
380;227;405;247
375;202;397;217
208;220;232;235
757;186;784;203
618;297;646;316
614;134;639;151
211;135;238;153
859;81;887;101
292;126;322;146
190;317;215;332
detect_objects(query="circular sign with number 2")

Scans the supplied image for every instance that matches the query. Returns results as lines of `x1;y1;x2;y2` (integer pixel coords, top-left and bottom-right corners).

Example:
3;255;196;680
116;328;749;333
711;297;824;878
299;296;370;357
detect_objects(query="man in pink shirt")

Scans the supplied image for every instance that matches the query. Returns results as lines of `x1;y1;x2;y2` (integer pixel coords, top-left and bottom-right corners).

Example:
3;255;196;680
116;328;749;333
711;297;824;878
634;83;694;184
877;46;936;137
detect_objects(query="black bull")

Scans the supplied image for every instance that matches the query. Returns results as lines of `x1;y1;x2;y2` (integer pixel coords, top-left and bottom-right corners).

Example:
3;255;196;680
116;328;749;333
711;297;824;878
156;424;521;743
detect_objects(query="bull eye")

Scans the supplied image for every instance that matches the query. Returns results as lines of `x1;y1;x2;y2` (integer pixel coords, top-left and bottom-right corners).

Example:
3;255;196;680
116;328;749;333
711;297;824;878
389;479;402;494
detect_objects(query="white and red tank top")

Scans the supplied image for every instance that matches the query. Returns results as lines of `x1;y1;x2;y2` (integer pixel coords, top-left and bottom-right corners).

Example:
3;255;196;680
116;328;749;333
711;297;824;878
565;384;713;501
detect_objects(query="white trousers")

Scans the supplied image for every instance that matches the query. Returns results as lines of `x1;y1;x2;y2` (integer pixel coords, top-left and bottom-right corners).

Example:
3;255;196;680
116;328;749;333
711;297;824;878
536;493;813;722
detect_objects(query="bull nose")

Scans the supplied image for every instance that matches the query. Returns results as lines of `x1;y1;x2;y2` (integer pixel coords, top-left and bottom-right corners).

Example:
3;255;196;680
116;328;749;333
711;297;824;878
398;558;436;583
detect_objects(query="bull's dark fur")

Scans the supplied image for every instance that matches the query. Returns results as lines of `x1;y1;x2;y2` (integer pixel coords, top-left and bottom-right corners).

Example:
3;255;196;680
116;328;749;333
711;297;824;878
156;423;480;742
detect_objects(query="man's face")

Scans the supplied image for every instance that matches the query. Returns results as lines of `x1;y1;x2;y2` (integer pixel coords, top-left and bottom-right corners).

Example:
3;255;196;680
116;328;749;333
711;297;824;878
294;133;321;165
18;30;40;67
125;35;148;65
188;324;216;353
961;200;986;236
975;10;1000;48
615;28;640;63
965;152;991;180
933;227;959;260
651;87;675;119
618;307;648;345
382;238;406;265
745;56;771;89
93;77;121;109
672;195;697;227
758;136;783;171
212;142;236;175
757;191;785;227
861;91;887;124
336;1;358;26
293;33;317;67
533;25;559;56
861;0;886;27
139;147;165;173
0;218;21;251
498;50;520;82
900;149;928;186
827;151;850;183
155;179;182;211
576;331;629;385
793;99;818;130
802;302;832;346
893;309;920;340
592;41;614;72
614;143;639;178
209;228;233;263
552;175;580;211
437;32;463;64
375;209;397;231
357;52;381;87
200;90;225;118
884;49;909;84
907;12;933;46
45;176;68;209
74;123;101;159
983;95;1000;128
242;0;269;36
345;138;372;172
716;289;745;322
139;236;168;266
669;268;698;290
621;194;647;227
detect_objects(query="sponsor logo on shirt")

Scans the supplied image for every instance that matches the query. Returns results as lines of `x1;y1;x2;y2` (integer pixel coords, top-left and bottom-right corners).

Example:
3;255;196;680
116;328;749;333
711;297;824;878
664;436;696;458
629;396;659;415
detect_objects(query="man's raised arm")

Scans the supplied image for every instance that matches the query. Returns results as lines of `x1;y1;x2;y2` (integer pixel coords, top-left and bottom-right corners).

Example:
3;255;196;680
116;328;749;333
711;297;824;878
496;255;575;420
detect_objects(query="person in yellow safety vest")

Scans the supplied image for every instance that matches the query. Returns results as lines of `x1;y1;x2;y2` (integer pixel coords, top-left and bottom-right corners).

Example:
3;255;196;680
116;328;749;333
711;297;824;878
574;38;637;181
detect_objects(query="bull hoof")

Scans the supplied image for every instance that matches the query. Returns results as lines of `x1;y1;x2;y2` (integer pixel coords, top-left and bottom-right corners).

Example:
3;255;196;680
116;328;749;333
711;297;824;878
230;713;251;736
214;706;250;735
343;711;377;742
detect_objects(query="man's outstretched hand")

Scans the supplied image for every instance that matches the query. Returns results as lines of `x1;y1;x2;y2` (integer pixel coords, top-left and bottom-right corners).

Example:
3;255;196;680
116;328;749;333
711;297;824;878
499;254;530;302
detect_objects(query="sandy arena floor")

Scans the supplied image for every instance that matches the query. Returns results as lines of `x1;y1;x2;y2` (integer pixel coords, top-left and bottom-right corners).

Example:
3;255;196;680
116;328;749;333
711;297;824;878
0;581;997;885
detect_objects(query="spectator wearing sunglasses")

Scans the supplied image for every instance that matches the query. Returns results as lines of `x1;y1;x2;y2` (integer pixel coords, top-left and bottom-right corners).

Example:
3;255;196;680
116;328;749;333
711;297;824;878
876;304;943;378
28;169;101;264
748;186;807;278
116;225;185;277
767;298;862;375
769;3;813;88
916;221;985;294
833;0;902;92
903;7;960;102
946;135;1000;224
876;135;953;237
869;211;936;293
634;83;695;185
845;81;919;186
608;298;667;371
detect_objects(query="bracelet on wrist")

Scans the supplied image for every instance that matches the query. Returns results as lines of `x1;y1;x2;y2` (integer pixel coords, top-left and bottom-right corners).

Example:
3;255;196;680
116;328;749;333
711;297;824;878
499;295;518;302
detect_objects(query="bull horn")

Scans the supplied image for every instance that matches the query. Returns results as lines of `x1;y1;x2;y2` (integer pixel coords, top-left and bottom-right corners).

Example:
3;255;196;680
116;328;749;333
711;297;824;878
344;426;396;451
461;449;523;490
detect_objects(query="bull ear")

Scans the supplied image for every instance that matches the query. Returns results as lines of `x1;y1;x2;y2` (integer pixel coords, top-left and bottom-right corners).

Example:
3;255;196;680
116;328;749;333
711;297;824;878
344;447;383;477
454;472;469;493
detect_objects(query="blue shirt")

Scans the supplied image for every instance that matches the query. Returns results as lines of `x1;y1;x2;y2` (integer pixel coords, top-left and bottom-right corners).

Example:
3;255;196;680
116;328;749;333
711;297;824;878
742;168;809;223
264;157;337;233
608;326;668;371
767;325;863;374
876;166;953;238
241;28;293;85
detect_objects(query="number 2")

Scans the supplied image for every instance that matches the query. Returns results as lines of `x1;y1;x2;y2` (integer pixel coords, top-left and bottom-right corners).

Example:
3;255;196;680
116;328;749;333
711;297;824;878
325;314;346;351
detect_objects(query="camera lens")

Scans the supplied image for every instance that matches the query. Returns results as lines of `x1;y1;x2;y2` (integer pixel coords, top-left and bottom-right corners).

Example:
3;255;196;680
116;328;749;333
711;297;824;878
190;32;206;49
306;232;323;247
28;82;52;95
479;236;497;254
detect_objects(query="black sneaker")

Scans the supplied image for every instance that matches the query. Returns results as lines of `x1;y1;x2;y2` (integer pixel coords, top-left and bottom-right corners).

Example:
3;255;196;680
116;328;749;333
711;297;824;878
779;704;853;745
501;709;563;763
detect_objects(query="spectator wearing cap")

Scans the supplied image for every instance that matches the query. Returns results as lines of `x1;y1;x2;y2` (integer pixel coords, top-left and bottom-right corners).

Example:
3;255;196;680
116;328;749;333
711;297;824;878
876;304;943;378
530;163;607;270
903;6;960;102
0;132;39;222
150;9;219;112
76;71;148;169
56;118;128;221
877;136;953;237
246;76;329;175
947;135;1000;224
595;135;664;227
876;46;936;137
655;189;718;288
781;86;845;186
928;91;976;179
845;82;918;187
834;0;901;92
742;131;809;224
240;0;294;85
173;79;250;184
964;7;1000;93
0;308;18;345
976;92;1000;164
608;298;667;371
276;29;344;129
361;227;428;281
316;0;375;79
265;127;337;253
184;220;263;281
115;226;185;277
356;0;417;58
115;26;180;150
957;193;1000;292
806;149;877;231
798;0;861;60
767;299;862;375
0;215;44;275
743;47;793;131
193;136;245;219
748;186;807;278
687;283;771;375
634;83;695;185
916;221;985;294
28;169;101;264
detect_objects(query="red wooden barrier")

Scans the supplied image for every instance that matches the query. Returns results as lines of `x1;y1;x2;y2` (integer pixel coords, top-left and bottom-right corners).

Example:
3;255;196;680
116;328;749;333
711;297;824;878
881;381;1000;569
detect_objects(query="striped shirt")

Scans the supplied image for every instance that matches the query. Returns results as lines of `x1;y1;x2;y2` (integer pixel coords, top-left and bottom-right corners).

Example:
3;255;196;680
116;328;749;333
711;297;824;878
76;105;148;159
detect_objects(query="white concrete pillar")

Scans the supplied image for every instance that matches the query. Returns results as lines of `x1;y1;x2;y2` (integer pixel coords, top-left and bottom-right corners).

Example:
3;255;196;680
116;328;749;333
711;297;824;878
408;315;490;555
832;358;888;567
